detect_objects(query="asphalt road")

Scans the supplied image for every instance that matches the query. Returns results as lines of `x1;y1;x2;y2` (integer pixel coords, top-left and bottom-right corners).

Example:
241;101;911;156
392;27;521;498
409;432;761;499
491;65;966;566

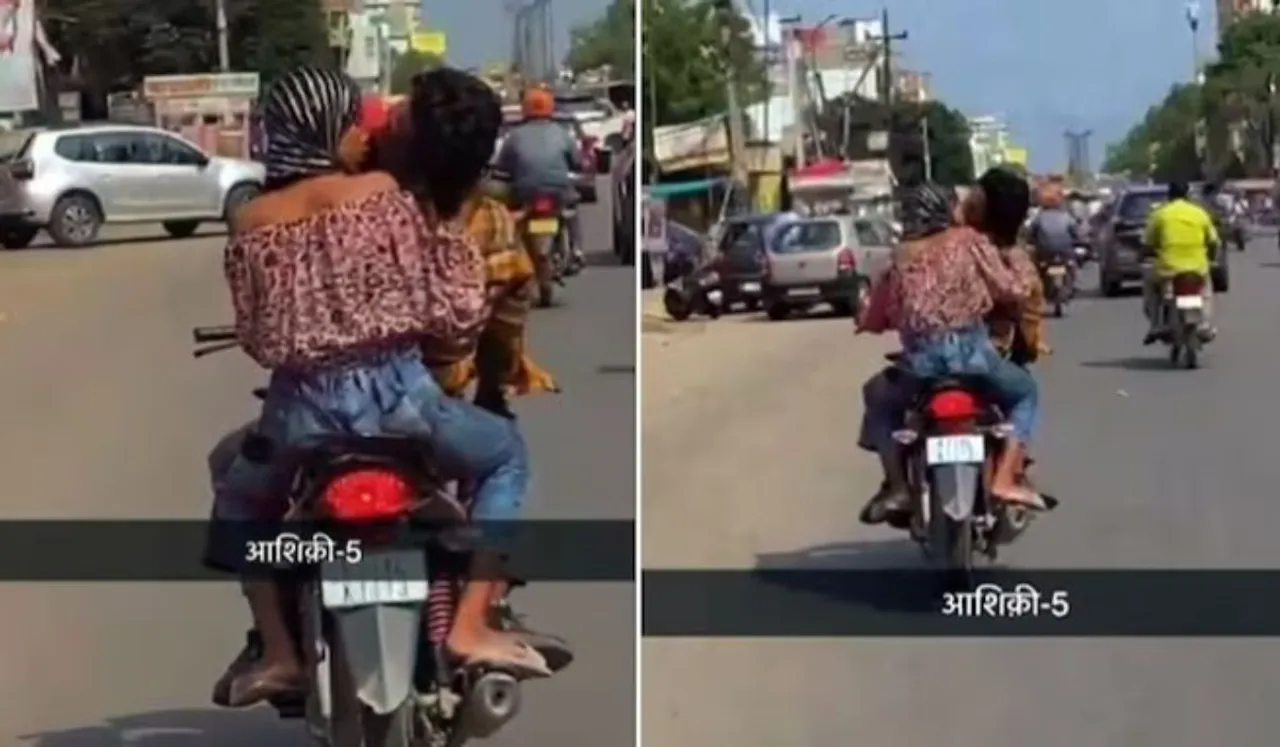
0;177;634;747
643;239;1280;746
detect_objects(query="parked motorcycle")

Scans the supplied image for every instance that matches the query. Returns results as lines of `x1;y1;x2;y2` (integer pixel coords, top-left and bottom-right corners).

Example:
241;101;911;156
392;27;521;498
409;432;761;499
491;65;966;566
1039;256;1075;318
883;354;1032;583
662;263;723;322
1158;273;1211;369
193;326;540;747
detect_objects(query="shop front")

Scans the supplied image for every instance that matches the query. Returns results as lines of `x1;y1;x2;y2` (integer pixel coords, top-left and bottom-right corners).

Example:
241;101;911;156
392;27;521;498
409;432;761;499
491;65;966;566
142;73;261;159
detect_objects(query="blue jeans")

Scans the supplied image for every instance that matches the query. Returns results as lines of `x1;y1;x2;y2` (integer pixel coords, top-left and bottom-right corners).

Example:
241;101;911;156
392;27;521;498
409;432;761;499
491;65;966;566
859;326;1039;450
205;348;528;572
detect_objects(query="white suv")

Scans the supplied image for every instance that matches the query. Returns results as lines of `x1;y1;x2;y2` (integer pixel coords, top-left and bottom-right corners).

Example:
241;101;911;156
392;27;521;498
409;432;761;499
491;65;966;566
0;123;264;248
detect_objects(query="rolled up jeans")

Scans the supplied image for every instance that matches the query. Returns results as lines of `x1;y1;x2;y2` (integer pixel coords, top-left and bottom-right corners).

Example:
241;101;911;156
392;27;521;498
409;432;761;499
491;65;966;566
902;326;1039;443
204;347;529;573
1142;266;1212;328
858;366;913;454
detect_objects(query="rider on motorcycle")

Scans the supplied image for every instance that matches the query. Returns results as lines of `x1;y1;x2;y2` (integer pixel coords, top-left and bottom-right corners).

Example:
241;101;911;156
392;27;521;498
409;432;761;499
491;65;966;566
494;86;585;269
208;68;557;708
1141;180;1217;344
1026;179;1082;285
856;172;1054;522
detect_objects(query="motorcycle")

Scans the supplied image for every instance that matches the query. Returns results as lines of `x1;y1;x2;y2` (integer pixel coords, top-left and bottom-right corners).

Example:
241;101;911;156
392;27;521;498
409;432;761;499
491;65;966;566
662;262;723;322
1158;273;1210;369
1039;256;1075;318
883;354;1033;583
193;326;540;747
519;192;571;309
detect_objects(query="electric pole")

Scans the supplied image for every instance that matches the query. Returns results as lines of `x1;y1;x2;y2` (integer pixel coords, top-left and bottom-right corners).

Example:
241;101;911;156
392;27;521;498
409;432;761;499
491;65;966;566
921;116;932;181
869;8;907;164
713;0;748;190
215;0;230;71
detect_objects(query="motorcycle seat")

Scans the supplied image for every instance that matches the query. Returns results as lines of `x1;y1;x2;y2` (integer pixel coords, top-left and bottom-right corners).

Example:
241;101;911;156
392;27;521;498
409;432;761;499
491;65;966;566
301;434;431;464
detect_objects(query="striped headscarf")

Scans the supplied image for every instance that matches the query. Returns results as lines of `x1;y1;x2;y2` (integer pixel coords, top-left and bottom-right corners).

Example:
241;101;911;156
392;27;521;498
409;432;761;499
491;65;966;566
258;66;361;187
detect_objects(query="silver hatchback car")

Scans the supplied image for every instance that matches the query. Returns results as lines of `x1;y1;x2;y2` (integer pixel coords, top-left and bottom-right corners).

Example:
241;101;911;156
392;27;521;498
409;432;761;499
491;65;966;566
761;214;896;320
0;123;264;248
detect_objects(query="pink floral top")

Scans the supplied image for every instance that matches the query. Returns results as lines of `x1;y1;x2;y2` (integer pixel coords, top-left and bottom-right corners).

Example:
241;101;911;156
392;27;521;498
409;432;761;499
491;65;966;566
224;189;488;370
859;226;1028;338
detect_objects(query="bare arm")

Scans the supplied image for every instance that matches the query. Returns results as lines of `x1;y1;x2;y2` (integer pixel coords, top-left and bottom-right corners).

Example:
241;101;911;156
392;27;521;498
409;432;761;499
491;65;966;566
966;231;1028;303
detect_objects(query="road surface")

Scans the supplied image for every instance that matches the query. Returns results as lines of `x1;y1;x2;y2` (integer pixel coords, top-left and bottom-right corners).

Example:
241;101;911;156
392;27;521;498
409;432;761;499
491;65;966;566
0;179;634;747
643;242;1280;746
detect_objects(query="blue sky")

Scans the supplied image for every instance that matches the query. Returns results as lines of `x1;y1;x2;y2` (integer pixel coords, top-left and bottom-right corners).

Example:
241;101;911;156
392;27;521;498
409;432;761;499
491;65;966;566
745;0;1219;171
421;0;613;73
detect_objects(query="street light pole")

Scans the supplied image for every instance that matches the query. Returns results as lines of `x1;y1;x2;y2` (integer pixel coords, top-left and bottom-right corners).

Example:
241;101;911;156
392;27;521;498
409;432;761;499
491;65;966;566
1185;1;1200;82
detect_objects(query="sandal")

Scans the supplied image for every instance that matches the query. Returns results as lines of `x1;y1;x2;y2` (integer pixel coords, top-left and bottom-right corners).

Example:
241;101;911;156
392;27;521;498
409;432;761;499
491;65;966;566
225;661;307;708
211;630;263;707
859;483;911;525
448;636;552;680
992;488;1059;512
491;602;574;672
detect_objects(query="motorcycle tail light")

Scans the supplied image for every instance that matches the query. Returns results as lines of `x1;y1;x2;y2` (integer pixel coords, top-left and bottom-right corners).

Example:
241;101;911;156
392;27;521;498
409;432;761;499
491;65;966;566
1171;274;1204;296
319;469;414;522
532;195;556;215
926;389;980;421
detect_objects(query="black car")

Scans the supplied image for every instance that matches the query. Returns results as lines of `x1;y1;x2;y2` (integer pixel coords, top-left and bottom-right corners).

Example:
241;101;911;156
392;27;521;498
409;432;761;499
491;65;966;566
1096;185;1229;297
712;214;775;310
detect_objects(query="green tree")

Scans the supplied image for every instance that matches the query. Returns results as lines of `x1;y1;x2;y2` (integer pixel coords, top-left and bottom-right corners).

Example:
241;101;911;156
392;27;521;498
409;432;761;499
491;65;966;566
226;0;329;85
390;50;444;95
44;0;328;96
642;0;766;131
566;0;635;77
817;95;974;185
1105;13;1280;180
1102;84;1203;182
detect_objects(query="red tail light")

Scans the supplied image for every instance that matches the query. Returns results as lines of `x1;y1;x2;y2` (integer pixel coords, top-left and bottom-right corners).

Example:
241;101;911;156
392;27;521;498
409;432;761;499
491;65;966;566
319;469;414;521
1171;273;1204;296
836;247;856;272
926;389;980;420
9;160;33;180
531;195;556;215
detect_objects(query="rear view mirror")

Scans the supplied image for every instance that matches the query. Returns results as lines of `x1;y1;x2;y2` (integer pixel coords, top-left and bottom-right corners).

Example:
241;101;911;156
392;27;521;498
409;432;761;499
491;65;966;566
195;155;210;168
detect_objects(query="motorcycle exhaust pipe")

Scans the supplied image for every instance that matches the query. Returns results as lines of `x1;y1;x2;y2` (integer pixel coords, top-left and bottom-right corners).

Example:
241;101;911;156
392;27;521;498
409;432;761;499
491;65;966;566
453;671;522;740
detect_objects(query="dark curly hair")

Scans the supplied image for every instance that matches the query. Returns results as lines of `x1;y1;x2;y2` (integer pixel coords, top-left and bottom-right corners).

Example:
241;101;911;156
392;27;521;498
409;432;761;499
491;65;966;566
977;167;1030;247
402;68;502;220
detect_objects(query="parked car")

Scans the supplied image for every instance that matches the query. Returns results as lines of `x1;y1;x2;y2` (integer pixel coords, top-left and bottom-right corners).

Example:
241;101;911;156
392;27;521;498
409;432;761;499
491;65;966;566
762;214;896;320
0;123;263;248
710;214;775;311
494;114;601;203
1096;184;1229;297
554;89;626;155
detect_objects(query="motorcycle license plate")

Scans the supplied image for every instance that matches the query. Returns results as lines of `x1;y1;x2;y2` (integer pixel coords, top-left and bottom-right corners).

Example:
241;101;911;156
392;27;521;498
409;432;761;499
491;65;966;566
1175;295;1204;309
320;548;429;609
528;218;559;235
1047;266;1067;277
925;435;985;465
740;281;761;293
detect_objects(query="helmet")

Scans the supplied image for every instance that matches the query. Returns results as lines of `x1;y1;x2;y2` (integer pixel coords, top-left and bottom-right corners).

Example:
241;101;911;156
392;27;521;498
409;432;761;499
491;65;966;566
899;182;955;240
522;87;555;119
